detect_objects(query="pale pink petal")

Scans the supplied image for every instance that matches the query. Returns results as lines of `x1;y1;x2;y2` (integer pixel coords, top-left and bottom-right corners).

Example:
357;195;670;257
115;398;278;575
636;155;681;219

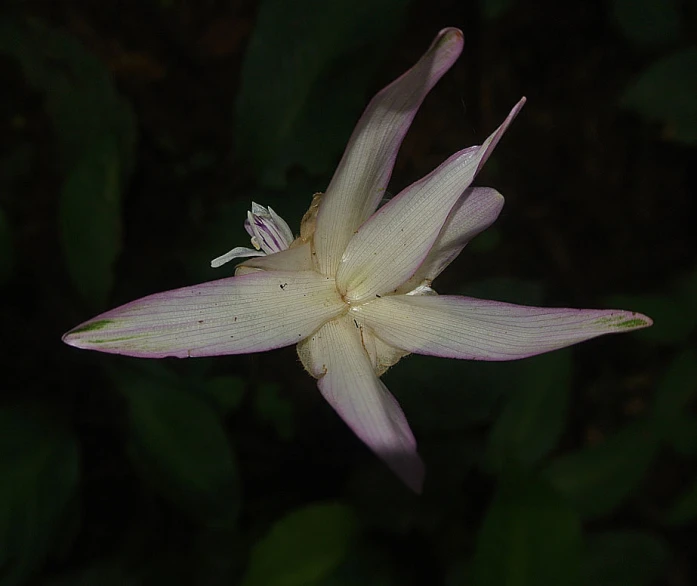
236;241;314;273
297;316;424;492
397;187;504;293
62;270;343;358
352;295;653;361
314;28;464;276
337;100;525;302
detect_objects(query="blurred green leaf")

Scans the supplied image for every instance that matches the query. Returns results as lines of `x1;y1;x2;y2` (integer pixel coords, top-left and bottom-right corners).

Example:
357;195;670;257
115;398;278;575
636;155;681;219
613;0;681;46
119;375;240;528
190;528;246;586
0;18;136;173
40;561;138;586
234;0;408;187
486;350;572;472
318;542;395;586
666;475;697;525
622;48;697;144
201;374;246;417
481;0;515;21
606;293;694;344
582;531;669;586
254;383;294;441
388;357;515;432
313;544;400;586
660;413;697;456
653;350;697;449
543;419;658;518
59;135;122;308
654;350;697;415
0;406;80;586
242;502;358;586
471;473;582;586
0;18;137;307
677;264;697;325
0;142;34;183
0;207;14;286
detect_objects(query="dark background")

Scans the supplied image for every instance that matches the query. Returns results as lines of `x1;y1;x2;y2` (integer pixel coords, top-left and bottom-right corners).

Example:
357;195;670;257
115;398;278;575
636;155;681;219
1;0;696;585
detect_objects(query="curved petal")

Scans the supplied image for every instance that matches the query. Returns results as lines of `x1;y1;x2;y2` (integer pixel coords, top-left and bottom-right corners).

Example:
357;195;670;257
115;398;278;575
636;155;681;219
62;270;344;358
236;241;314;273
352;295;653;361
397;187;504;293
314;28;464;276
211;246;265;268
297;316;423;492
337;99;525;302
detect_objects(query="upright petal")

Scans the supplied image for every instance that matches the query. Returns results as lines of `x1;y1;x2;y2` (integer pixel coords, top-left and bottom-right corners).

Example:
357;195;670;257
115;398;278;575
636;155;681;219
337;100;525;302
314;28;464;276
245;203;295;254
297;316;424;492
397;187;504;293
352;295;653;361
62;270;344;358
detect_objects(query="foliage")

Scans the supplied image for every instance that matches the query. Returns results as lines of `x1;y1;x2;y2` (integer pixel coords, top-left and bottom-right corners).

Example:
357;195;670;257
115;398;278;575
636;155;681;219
0;17;136;308
234;0;409;188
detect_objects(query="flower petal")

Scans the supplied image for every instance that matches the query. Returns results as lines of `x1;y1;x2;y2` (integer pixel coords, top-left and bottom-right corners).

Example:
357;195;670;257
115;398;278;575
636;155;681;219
236;241;314;273
352;295;653;361
297;316;424;492
211;246;265;268
313;28;464;276
246;203;294;254
397;187;504;293
337;100;525;302
355;320;411;377
62;270;344;358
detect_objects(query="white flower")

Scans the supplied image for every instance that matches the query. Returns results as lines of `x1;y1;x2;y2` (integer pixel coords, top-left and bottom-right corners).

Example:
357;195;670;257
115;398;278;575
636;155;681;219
63;28;652;492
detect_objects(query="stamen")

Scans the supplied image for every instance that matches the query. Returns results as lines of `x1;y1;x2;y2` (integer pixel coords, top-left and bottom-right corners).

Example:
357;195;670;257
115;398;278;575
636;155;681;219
211;202;295;268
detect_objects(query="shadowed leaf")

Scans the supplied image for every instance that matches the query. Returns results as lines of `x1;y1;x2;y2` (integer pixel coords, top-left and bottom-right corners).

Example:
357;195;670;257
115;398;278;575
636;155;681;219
471;473;582;586
666;476;697;526
118;373;241;528
59;136;122;308
622;48;697;144
242;502;358;586
486;350;572;472
0;18;136;308
0;406;80;586
653;350;697;453
582;531;669;586
234;0;408;187
543;420;658;518
613;0;681;46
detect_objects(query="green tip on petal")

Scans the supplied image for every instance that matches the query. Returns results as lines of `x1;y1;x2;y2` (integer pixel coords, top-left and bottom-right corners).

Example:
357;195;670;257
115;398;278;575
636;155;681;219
64;319;113;336
437;27;464;47
615;317;652;329
593;313;654;330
